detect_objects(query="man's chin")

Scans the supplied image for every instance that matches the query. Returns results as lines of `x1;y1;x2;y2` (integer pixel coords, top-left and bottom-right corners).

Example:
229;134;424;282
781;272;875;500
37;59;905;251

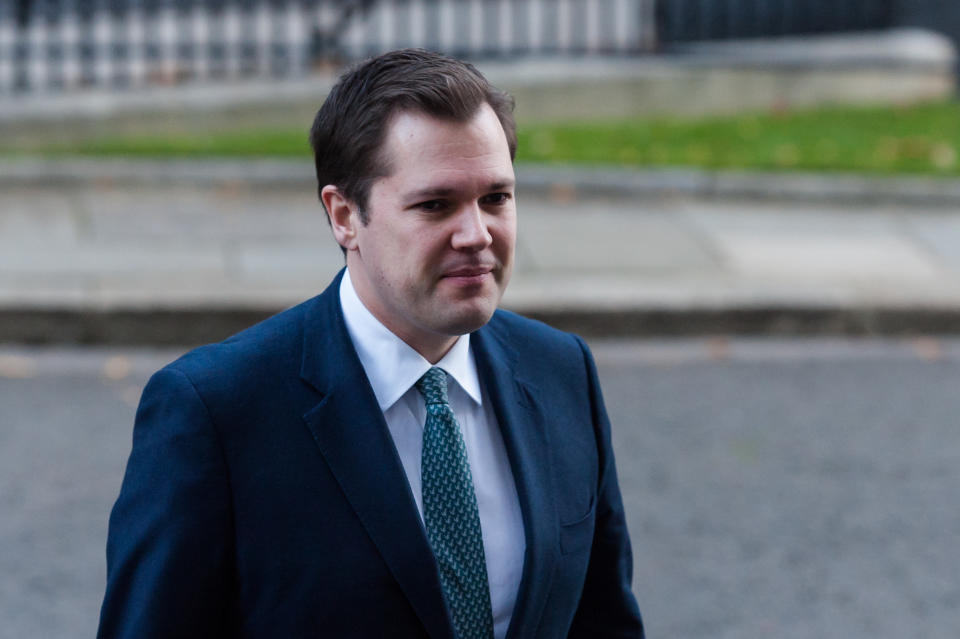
438;300;499;336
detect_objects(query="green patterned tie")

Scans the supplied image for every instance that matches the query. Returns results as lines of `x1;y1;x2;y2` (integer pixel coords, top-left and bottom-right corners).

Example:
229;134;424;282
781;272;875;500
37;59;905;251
416;367;495;639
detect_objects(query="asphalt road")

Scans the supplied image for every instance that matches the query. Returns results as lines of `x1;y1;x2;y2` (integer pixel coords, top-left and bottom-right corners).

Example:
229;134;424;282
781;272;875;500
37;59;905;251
2;338;958;638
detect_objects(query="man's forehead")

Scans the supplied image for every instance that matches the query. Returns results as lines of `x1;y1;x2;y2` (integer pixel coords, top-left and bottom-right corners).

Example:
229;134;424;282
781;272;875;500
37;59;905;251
381;104;507;150
376;105;514;187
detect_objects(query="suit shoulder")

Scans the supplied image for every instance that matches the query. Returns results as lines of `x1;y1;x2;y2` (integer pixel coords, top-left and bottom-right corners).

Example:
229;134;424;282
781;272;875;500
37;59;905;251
161;296;317;390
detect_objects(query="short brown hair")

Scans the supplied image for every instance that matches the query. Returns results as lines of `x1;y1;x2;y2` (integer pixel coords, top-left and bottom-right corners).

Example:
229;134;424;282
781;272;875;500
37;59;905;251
309;48;516;223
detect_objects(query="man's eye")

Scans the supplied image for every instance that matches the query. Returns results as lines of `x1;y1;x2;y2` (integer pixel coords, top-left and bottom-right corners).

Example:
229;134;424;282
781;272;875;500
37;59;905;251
417;200;447;212
481;193;511;205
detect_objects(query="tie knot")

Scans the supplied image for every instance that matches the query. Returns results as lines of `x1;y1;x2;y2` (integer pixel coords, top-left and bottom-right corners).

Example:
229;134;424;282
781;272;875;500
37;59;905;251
415;367;449;406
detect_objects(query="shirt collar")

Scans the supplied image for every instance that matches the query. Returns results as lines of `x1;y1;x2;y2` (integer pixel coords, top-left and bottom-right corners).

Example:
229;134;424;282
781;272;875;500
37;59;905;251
339;268;482;411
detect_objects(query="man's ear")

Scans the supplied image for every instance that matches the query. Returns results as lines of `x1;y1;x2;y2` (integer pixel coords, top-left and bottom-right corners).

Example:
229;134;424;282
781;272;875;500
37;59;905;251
321;185;360;251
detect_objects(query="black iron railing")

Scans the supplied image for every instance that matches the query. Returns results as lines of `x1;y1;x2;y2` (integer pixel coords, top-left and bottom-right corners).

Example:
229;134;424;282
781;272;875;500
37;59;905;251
656;0;895;44
0;0;657;95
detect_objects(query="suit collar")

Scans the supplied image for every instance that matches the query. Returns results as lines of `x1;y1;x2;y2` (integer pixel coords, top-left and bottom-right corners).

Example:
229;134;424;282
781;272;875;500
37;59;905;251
300;270;455;639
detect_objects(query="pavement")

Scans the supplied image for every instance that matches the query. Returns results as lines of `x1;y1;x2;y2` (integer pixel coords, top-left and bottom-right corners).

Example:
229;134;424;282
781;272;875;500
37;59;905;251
5;157;960;342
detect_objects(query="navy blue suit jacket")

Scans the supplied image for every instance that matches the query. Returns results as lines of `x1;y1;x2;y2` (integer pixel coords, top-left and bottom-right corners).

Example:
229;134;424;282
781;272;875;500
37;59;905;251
98;271;643;638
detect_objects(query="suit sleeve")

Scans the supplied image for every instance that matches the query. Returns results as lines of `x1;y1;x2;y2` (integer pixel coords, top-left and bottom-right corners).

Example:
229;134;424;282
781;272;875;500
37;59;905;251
568;336;645;638
97;367;235;639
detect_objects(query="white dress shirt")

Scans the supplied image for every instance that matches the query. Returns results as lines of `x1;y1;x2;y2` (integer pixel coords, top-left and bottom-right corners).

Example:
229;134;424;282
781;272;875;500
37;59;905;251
339;269;526;639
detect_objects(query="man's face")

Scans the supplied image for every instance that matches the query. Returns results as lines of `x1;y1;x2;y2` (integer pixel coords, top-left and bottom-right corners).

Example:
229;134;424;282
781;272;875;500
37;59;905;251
344;103;516;357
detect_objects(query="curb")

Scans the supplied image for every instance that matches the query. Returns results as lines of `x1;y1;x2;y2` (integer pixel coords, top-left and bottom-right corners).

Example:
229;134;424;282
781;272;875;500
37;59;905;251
517;166;960;206
4;306;960;345
6;157;960;206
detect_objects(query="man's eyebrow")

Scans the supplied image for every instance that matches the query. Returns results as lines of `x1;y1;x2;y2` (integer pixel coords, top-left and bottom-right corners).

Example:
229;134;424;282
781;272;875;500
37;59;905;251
487;180;515;191
404;180;516;201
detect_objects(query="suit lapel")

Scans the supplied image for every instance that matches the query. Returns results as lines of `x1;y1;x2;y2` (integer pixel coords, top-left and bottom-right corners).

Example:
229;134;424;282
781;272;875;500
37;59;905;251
473;323;559;639
299;272;454;639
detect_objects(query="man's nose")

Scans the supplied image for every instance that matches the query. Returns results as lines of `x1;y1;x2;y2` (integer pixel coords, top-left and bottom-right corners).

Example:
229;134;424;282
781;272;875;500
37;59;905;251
450;204;493;251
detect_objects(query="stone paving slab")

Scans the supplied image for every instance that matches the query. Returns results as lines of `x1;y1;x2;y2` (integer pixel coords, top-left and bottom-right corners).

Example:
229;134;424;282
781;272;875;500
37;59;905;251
519;198;720;273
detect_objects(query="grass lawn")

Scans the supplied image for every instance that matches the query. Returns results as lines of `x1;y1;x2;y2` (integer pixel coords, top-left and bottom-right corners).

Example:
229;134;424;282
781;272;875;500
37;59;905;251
6;99;960;176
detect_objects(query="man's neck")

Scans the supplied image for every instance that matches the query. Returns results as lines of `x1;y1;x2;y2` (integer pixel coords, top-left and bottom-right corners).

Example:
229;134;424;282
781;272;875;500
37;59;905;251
345;267;458;364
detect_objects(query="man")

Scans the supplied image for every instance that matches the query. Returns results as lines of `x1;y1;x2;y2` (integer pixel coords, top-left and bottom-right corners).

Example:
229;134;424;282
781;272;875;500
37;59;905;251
98;49;643;639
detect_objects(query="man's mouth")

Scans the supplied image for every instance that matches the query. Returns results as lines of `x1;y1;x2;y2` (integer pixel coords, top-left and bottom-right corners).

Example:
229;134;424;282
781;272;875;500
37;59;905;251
441;265;495;286
443;266;493;278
